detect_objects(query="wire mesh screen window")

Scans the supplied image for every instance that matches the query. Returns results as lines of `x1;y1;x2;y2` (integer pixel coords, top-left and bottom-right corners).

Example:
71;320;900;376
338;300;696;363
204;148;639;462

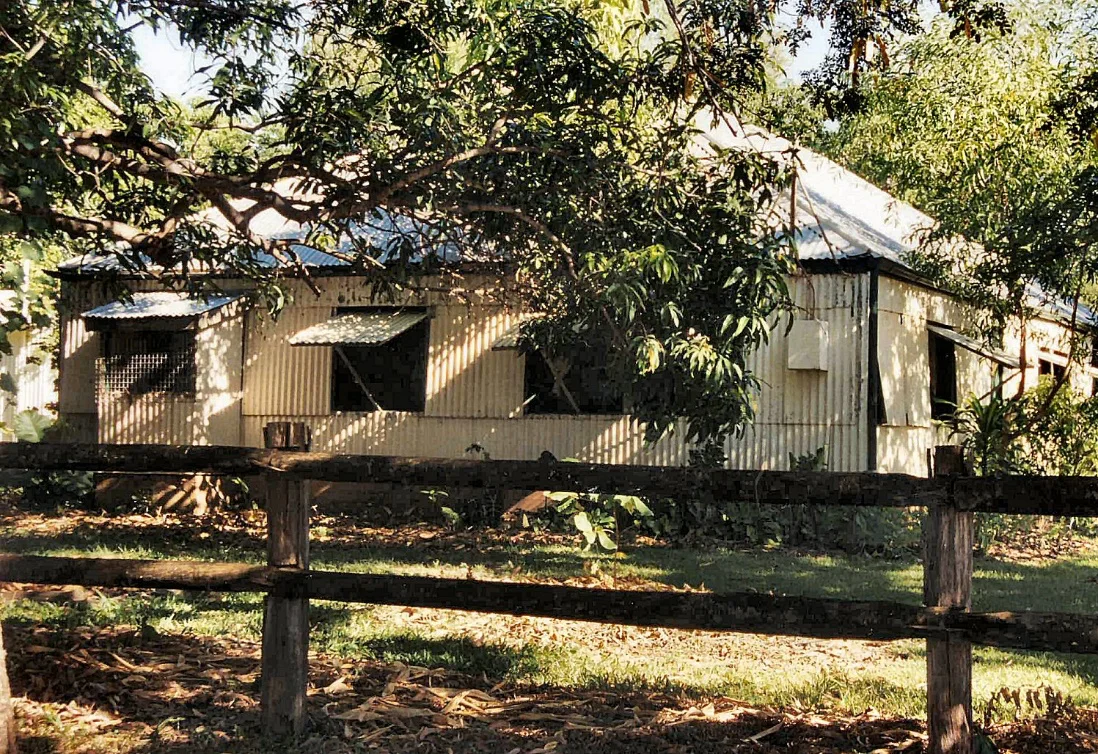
100;331;197;395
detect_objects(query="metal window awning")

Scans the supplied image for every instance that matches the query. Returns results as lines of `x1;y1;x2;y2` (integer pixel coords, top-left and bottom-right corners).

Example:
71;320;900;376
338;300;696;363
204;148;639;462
289;310;428;347
927;324;1021;369
82;291;243;330
491;315;544;351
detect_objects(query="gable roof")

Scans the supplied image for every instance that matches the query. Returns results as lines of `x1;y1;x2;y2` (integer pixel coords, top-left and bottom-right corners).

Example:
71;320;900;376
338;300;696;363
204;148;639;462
699;116;1097;328
698;115;933;269
48;119;1098;329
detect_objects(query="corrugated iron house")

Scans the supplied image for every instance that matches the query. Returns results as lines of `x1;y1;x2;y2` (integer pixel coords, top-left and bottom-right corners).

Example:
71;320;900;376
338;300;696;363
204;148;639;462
51;128;1098;478
0;287;56;440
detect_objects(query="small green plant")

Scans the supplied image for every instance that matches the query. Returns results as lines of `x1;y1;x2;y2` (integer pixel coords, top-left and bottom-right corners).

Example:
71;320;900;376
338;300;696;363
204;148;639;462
9;409;94;507
949;392;1029;476
950;381;1098;547
547;490;655;552
420;488;464;529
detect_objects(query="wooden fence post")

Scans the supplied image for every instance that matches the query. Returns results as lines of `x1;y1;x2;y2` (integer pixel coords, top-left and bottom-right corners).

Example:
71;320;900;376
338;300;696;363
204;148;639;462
925;445;973;754
0;627;16;753
259;473;310;737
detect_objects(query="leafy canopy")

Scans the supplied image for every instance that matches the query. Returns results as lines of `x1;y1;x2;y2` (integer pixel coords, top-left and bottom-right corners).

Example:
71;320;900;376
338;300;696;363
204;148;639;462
0;0;1021;442
816;3;1098;336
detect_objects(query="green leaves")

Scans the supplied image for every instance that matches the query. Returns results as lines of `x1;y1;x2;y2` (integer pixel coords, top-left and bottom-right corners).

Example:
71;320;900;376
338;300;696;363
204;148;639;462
819;2;1098;329
0;0;807;446
11;409;53;443
551;490;657;552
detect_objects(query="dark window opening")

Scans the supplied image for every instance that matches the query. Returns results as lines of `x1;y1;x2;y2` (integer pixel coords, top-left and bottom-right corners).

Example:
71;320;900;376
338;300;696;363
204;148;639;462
929;330;956;420
1091;338;1098;368
331;311;429;412
1038;358;1066;381
1091;377;1098;398
100;330;196;395
873;362;887;425
524;348;624;415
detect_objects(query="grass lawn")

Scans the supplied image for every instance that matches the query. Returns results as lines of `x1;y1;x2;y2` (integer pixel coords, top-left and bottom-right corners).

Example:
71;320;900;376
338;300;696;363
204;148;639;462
1;502;1097;732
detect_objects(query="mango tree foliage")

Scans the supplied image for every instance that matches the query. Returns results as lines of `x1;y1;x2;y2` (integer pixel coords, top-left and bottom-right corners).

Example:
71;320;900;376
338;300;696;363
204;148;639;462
0;0;805;444
817;4;1098;340
0;0;1022;442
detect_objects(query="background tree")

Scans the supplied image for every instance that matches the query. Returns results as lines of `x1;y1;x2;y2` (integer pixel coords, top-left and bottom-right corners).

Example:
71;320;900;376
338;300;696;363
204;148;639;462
812;3;1098;390
0;0;807;445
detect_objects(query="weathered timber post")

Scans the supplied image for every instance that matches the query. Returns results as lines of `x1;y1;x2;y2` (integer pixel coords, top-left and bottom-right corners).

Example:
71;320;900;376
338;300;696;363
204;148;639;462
259;426;311;737
925;445;974;754
0;627;17;753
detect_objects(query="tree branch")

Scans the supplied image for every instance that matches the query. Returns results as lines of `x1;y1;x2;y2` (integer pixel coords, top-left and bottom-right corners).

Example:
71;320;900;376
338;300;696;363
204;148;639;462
0;183;158;249
371;144;563;205
74;80;126;121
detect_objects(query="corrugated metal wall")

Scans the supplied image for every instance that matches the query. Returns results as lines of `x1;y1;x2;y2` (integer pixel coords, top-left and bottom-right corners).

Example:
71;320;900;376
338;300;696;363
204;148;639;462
99;393;203;444
725;272;869;471
243;306;331;416
63;272;873;469
58;285;101;416
237;272;871;470
0;330;57;440
60;271;1098;475
1001;316;1097;397
425;307;525;418
97;308;245;446
872;276;1068;476
196;308;245;445
242;414;689;465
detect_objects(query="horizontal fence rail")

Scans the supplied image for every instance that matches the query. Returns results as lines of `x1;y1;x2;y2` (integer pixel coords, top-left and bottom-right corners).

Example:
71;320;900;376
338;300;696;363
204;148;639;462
0;555;1096;655
2;440;1098;754
3;442;1098;515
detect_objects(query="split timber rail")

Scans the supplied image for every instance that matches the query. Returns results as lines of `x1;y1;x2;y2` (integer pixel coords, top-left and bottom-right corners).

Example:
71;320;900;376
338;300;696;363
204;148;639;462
1;442;1097;754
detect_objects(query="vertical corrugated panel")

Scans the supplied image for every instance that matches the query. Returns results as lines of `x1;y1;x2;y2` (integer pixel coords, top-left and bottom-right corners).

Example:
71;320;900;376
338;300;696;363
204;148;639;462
243;307;330;416
55;273;100;440
99;394;200;445
0;348;15;438
426;306;525;418
197;312;245;446
2;330;57;439
243;413;690;464
4;331;55;412
59;303;99;415
726;273;868;472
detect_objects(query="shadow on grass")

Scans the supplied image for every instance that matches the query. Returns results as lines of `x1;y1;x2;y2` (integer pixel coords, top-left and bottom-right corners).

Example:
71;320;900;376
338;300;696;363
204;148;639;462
0;524;264;563
0;616;929;754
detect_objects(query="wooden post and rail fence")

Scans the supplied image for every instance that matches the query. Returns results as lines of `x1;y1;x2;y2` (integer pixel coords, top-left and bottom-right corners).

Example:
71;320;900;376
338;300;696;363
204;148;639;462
0;442;1097;753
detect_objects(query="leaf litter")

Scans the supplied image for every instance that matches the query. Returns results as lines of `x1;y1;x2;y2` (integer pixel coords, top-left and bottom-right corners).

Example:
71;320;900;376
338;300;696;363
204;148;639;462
4;622;1096;753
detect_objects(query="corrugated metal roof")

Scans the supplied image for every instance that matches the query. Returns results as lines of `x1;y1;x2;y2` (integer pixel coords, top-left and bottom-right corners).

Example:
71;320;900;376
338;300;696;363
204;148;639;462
57;247;349;275
700;116;1098;327
289;310;428;346
82;291;243;320
700;117;931;267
